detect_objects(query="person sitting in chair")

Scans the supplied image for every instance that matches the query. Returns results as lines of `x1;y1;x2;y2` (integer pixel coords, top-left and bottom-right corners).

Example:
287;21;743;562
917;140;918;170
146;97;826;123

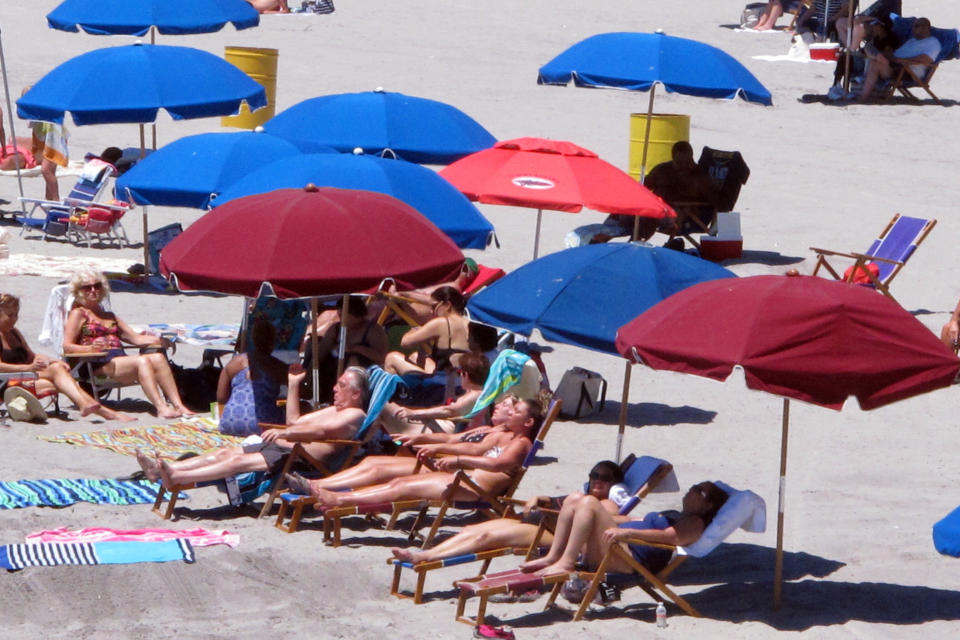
137;366;368;489
857;17;941;103
519;481;728;577
217;318;288;436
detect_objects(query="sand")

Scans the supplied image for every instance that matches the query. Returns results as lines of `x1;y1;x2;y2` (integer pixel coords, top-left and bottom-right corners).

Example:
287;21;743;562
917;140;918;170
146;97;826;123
1;1;959;638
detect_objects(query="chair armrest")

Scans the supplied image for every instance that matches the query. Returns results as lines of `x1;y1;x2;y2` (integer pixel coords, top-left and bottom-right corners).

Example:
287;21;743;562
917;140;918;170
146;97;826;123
65;351;110;359
614;532;678;552
848;252;901;266
809;247;859;259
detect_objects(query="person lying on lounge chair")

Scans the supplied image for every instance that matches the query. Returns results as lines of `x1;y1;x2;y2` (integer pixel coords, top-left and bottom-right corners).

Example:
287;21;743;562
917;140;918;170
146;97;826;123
284;396;542;508
519;481;728;577
390;459;628;565
378;351;489;435
137;366;367;488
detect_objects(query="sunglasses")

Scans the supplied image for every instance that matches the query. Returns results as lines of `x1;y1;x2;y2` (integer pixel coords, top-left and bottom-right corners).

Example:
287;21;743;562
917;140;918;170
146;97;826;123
80;282;103;292
589;471;616;482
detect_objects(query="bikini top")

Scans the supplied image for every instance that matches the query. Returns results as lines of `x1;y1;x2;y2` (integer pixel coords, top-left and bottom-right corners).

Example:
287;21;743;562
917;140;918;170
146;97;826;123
78;308;124;349
0;330;30;365
432;316;468;371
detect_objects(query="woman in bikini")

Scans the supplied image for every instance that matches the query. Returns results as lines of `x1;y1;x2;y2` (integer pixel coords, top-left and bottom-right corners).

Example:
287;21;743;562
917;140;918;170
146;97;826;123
383;286;471;378
0;293;132;421
285;396;541;508
62;270;195;419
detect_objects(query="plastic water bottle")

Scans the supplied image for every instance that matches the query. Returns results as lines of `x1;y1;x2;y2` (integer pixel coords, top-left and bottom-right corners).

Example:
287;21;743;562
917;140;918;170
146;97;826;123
656;601;667;628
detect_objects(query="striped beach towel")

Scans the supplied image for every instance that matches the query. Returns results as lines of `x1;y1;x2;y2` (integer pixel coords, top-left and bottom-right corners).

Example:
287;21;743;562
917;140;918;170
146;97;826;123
40;420;244;460
0;478;165;509
0;539;194;569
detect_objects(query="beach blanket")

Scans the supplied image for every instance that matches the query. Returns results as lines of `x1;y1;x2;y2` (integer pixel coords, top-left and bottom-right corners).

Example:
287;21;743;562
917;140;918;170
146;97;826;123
0;160;84;178
40;420;243;461
0;253;136;278
133;323;240;347
0;478;164;509
0;539;194;569
26;526;239;548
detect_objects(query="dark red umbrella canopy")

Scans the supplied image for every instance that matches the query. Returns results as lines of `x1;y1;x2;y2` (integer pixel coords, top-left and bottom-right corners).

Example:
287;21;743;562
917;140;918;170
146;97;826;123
616;274;960;410
160;185;465;298
439;136;675;218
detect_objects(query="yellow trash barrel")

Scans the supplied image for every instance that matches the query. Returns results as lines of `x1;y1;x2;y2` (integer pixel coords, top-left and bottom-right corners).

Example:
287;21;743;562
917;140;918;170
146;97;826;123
628;113;690;181
221;46;278;129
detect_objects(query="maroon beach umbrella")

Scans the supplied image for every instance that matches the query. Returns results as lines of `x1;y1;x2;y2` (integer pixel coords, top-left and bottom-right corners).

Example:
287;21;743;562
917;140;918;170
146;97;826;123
616;274;960;608
159;185;464;298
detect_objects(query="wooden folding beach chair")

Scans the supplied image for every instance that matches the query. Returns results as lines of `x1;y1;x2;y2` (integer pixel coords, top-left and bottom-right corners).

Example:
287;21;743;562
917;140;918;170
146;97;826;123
810;213;936;303
387;453;678;604
884;19;959;105
453;481;765;627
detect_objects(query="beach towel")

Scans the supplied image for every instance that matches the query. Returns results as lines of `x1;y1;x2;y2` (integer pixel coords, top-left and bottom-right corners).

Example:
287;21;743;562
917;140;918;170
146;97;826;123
1;253;136;280
30;121;69;168
0;160;83;178
0;539;194;569
40;420;244;461
26;526;239;549
0;478;165;509
464;349;530;419
132;323;240;347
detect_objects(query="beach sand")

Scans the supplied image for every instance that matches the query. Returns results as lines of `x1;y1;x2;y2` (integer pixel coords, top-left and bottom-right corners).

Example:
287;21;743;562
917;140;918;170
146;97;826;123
1;1;959;638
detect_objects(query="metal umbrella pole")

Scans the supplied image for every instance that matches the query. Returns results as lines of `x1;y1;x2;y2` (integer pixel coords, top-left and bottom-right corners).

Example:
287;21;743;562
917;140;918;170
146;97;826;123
0;25;27;211
631;85;658;242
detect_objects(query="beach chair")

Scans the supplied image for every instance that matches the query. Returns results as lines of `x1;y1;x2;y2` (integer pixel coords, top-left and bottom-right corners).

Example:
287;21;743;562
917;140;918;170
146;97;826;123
1;373;61;422
885;19;960;105
18;159;130;243
153;365;401;520
311;397;560;548
671;146;750;250
810;213;936;303
453;481;766;627
387;453;679;604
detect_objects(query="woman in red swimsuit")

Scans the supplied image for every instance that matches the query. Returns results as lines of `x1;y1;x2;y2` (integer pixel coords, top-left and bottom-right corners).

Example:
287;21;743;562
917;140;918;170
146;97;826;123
63;271;195;419
0;293;132;421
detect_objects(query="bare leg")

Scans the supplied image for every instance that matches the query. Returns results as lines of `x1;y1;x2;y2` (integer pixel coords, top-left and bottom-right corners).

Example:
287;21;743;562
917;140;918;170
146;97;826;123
311;472;459;507
35;362;135;422
857;56;892;102
392;519;542;564
40;158;59;201
753;2;784;30
136;448;161;482
311;455;419;490
146;353;196;415
383;351;435;377
519;492;586;572
159;450;268;488
532;496;619;576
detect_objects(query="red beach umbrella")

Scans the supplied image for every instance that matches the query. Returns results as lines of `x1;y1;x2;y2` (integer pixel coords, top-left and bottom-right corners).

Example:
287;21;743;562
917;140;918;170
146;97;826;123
159;185;464;298
439;137;675;258
615;274;960;608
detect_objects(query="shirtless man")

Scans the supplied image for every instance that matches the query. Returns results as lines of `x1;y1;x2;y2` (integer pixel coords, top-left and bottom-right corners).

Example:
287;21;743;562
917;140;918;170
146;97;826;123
137;366;367;488
286;396;543;508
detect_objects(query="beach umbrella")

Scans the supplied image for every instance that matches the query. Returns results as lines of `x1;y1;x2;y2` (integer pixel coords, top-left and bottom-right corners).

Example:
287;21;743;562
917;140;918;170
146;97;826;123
262;89;497;165
439;137;675;259
467;242;735;458
16;42;267;266
615;274;960;609
211;152;495;250
538;31;771;203
47;0;259;37
116;130;310;209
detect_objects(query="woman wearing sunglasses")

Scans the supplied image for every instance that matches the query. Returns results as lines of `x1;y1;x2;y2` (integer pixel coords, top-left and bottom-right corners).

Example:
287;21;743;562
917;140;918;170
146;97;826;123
63;270;194;419
0;293;132;422
389;460;628;565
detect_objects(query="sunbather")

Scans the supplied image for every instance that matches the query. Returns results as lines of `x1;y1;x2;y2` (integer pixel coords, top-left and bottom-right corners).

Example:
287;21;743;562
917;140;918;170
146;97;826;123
857;17;940;102
378;351;489;435
290;394;517;492
62;270;194;419
390;460;627;565
383;286;471;378
375;258;480;326
286;396;542;508
0;293;132;422
519;481;728;577
217;318;287;436
137;366;368;488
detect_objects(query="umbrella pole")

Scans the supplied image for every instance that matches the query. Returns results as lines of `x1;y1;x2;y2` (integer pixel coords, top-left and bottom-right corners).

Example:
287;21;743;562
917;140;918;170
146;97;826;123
842;0;856;93
773;397;790;610
139;125;150;268
616;360;632;462
533;209;543;259
337;294;349;378
310;297;320;408
632;85;657;241
0;26;26;211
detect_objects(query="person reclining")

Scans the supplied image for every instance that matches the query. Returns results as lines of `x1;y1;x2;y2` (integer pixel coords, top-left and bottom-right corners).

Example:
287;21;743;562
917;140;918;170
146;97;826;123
137;366;368;489
284;396;543;508
390;459;629;565
519;481;728;577
857;17;941;102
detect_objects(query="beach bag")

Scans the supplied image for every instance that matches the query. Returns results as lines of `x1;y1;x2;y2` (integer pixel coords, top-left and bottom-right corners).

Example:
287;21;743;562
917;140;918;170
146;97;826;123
170;361;222;412
843;262;880;285
555;367;607;419
741;2;767;28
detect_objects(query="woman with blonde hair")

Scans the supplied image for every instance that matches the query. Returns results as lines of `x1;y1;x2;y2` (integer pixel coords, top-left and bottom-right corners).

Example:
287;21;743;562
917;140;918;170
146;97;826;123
0;293;132;421
63;270;194;419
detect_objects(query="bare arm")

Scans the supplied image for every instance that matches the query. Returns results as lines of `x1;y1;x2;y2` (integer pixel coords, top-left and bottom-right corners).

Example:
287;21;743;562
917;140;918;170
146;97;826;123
216;354;247;405
114;316;163;348
602;515;706;548
397;389;480;422
273;406;365;442
436;436;531;474
399;317;443;349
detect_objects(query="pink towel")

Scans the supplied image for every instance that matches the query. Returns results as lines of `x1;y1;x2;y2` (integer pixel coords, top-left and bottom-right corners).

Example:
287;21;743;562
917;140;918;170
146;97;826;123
25;526;239;548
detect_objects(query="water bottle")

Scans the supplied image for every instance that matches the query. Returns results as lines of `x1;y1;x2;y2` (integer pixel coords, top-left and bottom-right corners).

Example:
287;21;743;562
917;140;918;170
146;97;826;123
656;601;667;628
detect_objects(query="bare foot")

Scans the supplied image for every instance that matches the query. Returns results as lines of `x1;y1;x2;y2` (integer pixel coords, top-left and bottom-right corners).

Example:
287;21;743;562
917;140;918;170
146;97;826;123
534;562;575;577
158;458;176;489
177;405;198;416
391;547;424;563
158;405;182;419
81;403;102;417
113;411;137;423
284;472;314;496
313;486;341;506
136;449;160;482
519;557;554;573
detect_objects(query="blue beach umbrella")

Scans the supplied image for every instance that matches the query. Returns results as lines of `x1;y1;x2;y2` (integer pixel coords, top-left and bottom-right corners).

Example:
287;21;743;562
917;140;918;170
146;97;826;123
117;131;313;209
467;242;735;458
213;153;496;250
262;89;497;165
538;31;771;184
47;0;259;36
17;43;267;126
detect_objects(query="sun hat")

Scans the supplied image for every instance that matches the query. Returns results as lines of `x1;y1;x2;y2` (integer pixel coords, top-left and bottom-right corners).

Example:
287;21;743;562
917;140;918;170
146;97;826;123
3;386;48;422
